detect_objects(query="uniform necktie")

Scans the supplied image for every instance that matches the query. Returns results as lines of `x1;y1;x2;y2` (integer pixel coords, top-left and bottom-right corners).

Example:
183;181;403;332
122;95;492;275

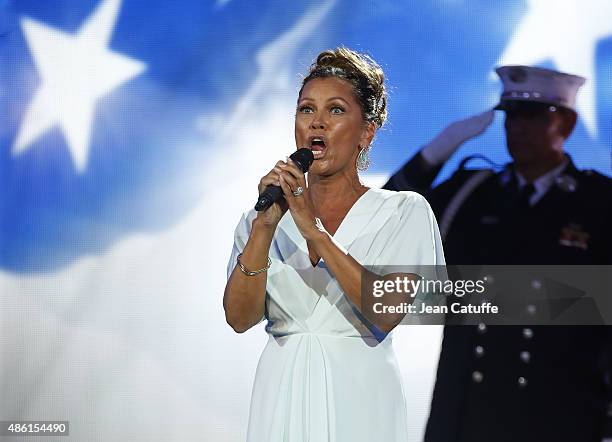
518;182;536;208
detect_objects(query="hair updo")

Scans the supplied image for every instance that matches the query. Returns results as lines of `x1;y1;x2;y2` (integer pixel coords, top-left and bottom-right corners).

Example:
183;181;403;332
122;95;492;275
300;47;388;128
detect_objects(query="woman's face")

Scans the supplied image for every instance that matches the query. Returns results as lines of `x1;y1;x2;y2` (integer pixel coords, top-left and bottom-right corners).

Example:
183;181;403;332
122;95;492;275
295;77;375;177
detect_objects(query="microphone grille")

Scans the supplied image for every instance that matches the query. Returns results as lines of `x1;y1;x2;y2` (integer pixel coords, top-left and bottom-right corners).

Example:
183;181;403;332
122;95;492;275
290;148;314;173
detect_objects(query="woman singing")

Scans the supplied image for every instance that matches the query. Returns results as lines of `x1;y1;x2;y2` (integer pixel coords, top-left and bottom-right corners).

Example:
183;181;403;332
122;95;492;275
224;47;445;441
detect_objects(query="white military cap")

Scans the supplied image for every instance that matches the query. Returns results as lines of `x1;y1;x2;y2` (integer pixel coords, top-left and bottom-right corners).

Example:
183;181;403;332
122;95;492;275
495;65;586;112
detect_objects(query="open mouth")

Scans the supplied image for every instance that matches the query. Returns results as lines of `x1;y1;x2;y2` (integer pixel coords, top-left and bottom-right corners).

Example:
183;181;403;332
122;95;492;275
309;136;326;159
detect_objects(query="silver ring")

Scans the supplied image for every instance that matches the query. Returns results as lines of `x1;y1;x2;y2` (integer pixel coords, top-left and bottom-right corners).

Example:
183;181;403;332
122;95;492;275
292;186;304;197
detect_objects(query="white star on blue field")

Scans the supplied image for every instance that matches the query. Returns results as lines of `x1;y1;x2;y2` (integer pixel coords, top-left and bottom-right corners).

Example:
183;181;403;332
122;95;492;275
0;0;322;272
14;0;146;172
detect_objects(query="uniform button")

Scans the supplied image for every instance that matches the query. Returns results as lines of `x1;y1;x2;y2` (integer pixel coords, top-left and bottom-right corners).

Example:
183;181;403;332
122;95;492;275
522;328;534;339
472;371;483;383
520;351;531;363
526;304;537;315
477;323;487;334
474;345;485;357
531;279;542;290
518;376;528;387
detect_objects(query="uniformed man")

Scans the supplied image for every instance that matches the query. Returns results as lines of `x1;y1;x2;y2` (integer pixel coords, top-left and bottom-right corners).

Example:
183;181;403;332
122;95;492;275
384;65;612;442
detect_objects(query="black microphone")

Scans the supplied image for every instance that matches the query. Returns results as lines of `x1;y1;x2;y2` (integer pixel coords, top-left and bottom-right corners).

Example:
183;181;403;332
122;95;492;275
254;148;314;211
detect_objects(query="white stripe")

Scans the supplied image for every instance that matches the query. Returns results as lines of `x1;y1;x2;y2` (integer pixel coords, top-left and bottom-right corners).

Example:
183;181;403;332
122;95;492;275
439;170;494;241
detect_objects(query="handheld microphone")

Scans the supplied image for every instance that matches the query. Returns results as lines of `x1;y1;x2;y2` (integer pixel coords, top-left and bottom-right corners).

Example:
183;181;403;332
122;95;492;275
254;148;314;211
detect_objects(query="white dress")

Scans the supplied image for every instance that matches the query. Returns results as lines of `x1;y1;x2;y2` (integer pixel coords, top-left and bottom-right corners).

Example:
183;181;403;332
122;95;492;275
227;188;445;442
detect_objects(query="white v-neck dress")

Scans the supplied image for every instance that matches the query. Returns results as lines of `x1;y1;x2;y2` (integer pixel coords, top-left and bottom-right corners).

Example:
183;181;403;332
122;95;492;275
227;188;445;442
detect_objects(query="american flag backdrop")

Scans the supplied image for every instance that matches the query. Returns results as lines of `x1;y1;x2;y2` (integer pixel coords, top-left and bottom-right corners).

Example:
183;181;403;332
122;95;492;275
1;0;611;440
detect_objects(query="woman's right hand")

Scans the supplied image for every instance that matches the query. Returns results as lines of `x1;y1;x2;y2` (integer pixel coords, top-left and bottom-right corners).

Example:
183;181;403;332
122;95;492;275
255;160;290;228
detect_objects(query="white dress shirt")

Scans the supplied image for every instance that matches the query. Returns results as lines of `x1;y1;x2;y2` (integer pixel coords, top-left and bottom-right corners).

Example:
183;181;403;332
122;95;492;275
515;158;569;206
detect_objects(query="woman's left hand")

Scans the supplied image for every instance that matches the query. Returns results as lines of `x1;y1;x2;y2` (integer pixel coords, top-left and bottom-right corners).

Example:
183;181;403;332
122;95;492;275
276;158;321;241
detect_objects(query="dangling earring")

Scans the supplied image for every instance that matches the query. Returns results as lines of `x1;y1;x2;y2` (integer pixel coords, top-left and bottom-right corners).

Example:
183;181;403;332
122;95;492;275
356;145;370;171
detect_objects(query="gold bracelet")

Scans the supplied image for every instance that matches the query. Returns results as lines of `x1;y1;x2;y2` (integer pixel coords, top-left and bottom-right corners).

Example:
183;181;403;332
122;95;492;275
236;253;271;276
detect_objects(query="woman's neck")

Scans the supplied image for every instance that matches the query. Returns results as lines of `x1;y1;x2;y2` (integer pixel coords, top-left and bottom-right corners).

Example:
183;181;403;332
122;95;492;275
307;173;368;214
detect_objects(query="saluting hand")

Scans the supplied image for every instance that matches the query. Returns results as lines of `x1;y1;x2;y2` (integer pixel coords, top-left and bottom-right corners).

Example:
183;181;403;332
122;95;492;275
422;108;495;166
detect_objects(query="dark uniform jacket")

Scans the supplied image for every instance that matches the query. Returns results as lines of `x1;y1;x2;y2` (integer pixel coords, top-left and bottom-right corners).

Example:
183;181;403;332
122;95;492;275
383;152;612;442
